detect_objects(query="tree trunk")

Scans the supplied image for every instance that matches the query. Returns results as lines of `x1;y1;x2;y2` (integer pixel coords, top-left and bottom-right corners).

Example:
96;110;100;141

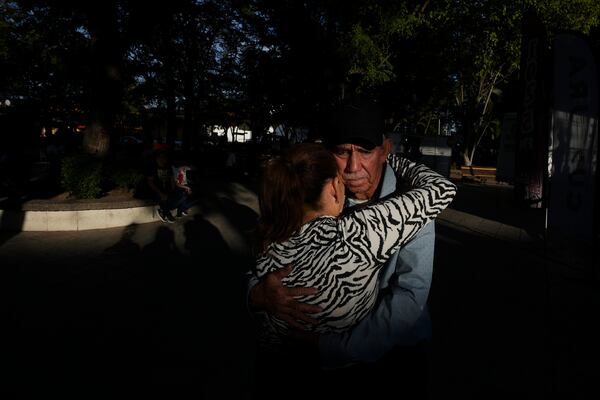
82;0;122;158
166;80;177;149
82;123;110;157
182;60;196;151
462;147;474;167
163;28;177;148
182;15;199;152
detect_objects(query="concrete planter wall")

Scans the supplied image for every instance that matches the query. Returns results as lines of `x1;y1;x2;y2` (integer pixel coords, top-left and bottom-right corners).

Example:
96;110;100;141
0;198;161;232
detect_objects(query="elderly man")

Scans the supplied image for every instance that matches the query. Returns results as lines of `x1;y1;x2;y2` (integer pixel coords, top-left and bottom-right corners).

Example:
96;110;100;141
249;100;435;398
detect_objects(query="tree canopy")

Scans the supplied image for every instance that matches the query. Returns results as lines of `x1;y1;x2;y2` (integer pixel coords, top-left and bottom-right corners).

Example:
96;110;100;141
1;0;599;163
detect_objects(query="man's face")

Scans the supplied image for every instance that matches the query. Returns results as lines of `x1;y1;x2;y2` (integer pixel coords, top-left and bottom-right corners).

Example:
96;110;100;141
332;140;390;201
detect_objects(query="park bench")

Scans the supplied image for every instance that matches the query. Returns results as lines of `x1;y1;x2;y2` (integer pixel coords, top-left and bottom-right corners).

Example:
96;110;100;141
460;166;497;183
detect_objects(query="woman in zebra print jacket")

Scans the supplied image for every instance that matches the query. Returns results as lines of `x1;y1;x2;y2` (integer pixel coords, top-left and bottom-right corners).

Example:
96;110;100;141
254;142;456;348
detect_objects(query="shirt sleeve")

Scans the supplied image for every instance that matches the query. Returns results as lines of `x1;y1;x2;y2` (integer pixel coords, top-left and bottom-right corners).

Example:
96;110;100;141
337;155;455;266
319;220;435;368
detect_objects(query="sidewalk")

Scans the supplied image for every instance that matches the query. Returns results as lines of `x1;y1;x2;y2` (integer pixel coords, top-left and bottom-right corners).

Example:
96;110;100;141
1;178;598;398
432;181;598;399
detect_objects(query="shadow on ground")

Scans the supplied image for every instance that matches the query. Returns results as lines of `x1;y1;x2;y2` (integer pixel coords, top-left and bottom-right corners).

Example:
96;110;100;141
2;201;258;397
2;178;598;399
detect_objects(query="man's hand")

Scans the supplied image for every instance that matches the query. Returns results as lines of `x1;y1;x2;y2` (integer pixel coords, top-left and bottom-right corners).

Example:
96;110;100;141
249;264;321;330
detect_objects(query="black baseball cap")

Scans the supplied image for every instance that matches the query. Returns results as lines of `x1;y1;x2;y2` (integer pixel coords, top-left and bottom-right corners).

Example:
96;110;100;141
325;100;385;150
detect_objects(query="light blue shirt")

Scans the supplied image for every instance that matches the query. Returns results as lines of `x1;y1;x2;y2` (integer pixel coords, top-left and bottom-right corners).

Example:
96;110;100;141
318;163;435;368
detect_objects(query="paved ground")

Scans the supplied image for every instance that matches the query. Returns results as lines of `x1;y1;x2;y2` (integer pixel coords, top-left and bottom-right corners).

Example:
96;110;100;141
1;178;598;398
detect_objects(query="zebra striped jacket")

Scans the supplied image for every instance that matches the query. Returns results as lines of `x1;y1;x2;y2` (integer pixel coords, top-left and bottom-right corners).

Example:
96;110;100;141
254;154;457;348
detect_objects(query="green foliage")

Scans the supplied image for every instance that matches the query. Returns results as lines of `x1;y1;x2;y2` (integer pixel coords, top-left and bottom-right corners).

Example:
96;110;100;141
340;0;429;92
60;151;146;198
60;153;104;199
528;0;600;34
110;167;144;191
344;24;395;87
4;0;600;161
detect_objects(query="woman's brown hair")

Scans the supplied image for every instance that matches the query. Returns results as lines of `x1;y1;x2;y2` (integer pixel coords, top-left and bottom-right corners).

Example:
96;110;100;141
257;142;337;251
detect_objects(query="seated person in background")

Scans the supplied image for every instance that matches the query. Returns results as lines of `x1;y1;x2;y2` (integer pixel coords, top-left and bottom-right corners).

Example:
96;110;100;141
145;150;193;223
171;153;196;217
253;142;456;349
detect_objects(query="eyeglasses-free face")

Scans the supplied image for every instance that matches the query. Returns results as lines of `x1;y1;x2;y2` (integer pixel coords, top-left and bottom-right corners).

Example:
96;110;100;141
332;143;389;201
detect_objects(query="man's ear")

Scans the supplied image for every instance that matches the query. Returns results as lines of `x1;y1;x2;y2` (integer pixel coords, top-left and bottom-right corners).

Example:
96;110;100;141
382;138;393;155
377;138;392;164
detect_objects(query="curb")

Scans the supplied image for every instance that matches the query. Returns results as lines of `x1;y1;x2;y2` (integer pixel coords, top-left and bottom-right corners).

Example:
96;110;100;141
438;208;540;245
439;208;598;281
0;204;162;231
